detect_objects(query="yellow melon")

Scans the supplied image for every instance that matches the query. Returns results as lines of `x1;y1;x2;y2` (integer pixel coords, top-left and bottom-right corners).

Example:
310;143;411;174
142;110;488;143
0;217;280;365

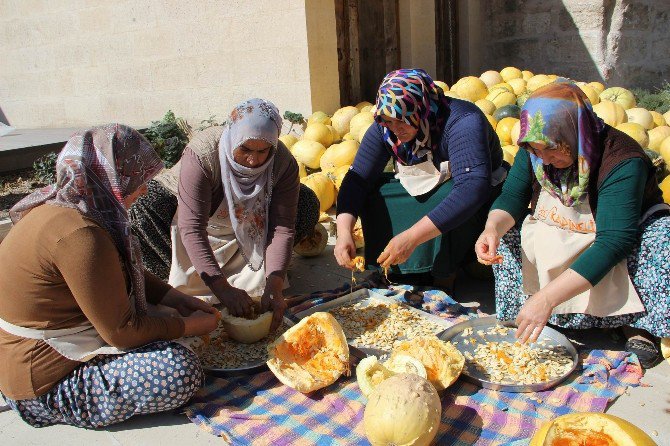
660;136;670;164
479;70;504;88
301;172;336;212
529;413;657;446
303;123;334;148
356;122;373;143
279;134;298;150
355;101;373;111
511;120;521;145
522;70;534;81
360;105;373;113
342;132;356;141
486;89;517;109
349;112;374;143
502;145;519;166
661;176;670;205
485;114;497;130
625;108;654;130
434;80;449;92
664;110;670;127
527;74;553;92
443;90;460;99
475;99;497;115
648;126;670;152
326;164;351;191
593;100;628;127
508;78;527;96
615;122;649;148
331;106;361;137
308;111;331;126
297;161;307;179
490;82;514;93
319;140;359;172
453;76;489;102
291;140;326;169
600;87;636;110
578;84;600;105
500;66;523;81
649;111;666;128
496;117;520;146
588;81;606;94
661;337;670;362
267;312;349;393
327;125;341;143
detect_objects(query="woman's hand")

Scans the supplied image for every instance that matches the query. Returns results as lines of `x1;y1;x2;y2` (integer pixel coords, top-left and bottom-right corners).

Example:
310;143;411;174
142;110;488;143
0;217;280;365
514;293;554;344
475;228;503;265
183;310;219;337
377;230;418;268
211;279;254;318
161;289;218;317
261;274;287;332
334;232;357;270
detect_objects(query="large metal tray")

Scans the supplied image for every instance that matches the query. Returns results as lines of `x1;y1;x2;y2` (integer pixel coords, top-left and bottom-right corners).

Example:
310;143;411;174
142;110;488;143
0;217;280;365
192;316;295;378
439;316;579;392
291;288;452;360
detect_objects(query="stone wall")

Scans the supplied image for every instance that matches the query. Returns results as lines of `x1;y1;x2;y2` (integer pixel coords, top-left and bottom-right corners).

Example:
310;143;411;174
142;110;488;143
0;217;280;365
459;0;670;89
0;0;340;129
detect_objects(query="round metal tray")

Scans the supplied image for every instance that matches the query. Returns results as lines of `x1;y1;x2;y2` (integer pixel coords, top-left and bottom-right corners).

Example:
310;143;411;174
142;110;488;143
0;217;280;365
439;316;579;392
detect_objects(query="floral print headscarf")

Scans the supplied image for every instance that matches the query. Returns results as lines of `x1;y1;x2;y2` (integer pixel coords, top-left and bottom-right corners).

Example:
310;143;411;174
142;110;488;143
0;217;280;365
374;68;451;165
10;124;164;314
218;98;282;271
518;81;604;207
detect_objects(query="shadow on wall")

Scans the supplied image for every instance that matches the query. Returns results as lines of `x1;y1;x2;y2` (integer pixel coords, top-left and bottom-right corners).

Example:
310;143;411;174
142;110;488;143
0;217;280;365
471;0;669;89
0;106;9;125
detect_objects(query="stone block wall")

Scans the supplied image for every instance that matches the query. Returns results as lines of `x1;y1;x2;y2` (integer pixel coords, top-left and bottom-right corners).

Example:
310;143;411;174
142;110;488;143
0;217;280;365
460;0;669;89
0;0;340;129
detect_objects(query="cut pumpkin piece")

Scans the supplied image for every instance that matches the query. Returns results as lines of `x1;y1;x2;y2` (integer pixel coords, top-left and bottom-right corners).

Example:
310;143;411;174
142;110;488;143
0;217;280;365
356;356;393;397
351;256;365;272
294;224;328;257
390;336;464;391
220;303;273;344
384;354;428;379
267;312;350;393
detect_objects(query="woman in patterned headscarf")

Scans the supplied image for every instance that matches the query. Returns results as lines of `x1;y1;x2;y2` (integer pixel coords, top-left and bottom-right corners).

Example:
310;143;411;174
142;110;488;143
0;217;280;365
0;124;218;428
475;81;670;368
335;68;505;289
130;99;315;331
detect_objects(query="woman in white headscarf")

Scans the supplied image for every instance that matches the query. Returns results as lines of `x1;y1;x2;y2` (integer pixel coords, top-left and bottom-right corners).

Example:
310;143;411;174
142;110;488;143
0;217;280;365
131;99;312;331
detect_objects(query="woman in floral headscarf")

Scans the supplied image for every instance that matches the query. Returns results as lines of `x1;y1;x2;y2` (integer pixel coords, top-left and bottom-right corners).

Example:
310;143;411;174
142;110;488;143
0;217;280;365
475;81;670;368
0;124;218;428
335;68;505;289
130;99;315;331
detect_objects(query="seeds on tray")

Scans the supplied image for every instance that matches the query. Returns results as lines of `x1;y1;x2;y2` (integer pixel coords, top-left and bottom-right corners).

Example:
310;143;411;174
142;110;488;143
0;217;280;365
329;300;445;352
188;320;290;369
466;340;573;384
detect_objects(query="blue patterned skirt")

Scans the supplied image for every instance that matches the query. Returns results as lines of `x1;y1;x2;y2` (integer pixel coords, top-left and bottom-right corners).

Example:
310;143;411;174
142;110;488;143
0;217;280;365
1;341;203;428
493;214;670;338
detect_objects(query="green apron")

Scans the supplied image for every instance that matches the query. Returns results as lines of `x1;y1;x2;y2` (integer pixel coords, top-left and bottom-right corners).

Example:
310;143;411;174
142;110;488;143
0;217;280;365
360;172;498;279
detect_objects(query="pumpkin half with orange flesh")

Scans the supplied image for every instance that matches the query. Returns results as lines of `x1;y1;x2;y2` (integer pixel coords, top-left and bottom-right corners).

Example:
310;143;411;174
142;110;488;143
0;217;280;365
390;336;464;391
266;312;350;393
529;413;657;446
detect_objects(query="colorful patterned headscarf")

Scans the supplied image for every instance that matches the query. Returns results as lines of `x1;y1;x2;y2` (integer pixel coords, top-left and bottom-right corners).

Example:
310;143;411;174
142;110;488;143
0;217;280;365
518;81;604;207
219;98;282;271
374;68;451;165
10;124;164;314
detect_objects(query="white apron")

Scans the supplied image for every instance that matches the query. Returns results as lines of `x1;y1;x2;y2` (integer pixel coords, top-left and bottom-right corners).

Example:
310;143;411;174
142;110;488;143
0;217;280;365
0;318;123;362
520;189;644;317
395;153;507;196
168;198;271;304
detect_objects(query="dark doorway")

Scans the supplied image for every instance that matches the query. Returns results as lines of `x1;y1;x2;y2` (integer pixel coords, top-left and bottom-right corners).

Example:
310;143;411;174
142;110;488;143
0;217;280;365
335;0;401;105
435;0;459;85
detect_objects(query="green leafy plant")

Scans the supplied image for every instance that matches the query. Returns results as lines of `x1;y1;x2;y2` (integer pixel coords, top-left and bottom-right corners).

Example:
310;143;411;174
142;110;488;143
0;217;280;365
143;110;189;168
197;115;223;132
283;111;305;135
32;152;58;184
632;82;670;114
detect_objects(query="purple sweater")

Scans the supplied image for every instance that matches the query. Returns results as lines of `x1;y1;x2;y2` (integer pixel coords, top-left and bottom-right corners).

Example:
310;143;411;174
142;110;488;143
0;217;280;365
337;98;503;232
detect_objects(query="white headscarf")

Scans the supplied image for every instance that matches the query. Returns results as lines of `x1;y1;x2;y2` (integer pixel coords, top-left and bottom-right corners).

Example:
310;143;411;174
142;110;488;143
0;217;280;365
219;98;283;271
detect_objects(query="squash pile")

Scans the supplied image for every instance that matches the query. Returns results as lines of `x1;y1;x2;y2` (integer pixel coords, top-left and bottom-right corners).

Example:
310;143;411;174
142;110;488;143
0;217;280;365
266;312;350;393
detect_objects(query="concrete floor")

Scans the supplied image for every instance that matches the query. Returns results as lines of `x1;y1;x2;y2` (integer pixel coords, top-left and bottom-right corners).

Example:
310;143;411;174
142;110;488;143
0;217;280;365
1;233;668;445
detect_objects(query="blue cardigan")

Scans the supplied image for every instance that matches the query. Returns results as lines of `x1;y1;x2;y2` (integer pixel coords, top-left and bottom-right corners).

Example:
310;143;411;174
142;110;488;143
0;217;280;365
337;98;503;233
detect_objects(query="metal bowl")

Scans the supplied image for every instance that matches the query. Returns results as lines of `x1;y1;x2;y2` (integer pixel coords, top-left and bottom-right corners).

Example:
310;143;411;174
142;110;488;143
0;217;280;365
439;316;579;392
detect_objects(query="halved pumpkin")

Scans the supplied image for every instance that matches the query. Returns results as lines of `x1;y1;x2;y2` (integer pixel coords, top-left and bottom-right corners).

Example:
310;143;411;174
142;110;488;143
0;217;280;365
356;356;393;397
267;312;350;393
384;354;428;379
220;304;272;344
294;224;328;257
529;413;657;446
390;336;464;391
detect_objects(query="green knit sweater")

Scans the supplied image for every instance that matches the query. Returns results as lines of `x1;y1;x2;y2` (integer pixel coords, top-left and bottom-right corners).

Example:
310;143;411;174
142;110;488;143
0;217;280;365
492;148;648;285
